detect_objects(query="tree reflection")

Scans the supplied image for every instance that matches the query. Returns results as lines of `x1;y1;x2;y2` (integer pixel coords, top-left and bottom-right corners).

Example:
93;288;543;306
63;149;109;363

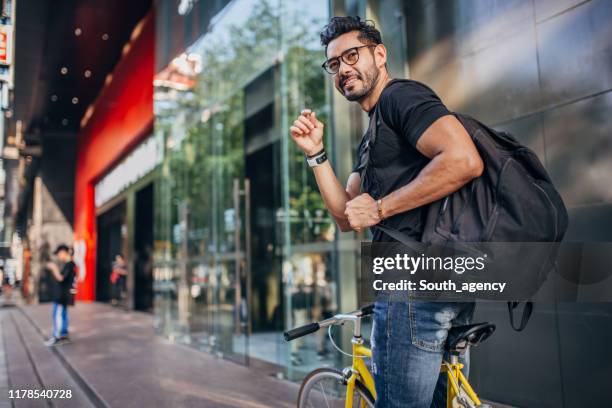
155;0;333;258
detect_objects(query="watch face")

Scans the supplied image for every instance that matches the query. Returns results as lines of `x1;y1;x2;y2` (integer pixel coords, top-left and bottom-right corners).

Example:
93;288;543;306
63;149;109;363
307;152;327;167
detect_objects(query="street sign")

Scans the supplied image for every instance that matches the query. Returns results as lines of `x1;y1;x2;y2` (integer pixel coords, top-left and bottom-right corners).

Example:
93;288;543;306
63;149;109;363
0;24;12;66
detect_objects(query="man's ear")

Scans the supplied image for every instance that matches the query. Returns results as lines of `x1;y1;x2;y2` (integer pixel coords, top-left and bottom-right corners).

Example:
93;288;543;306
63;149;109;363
374;44;387;70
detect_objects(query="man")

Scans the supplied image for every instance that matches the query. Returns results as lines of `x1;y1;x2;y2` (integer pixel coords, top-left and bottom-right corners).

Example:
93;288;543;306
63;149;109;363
45;244;77;346
289;17;484;407
111;253;127;306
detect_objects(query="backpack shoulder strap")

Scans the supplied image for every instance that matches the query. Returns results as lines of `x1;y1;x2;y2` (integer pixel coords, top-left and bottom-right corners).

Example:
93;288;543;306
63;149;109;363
359;104;380;193
357;104;424;251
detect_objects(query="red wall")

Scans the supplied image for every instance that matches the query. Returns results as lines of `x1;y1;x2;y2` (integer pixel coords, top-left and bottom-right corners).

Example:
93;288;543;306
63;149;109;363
73;10;154;301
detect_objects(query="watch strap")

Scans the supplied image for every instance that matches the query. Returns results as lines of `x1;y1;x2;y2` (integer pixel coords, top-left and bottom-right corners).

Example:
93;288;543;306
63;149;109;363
307;151;327;167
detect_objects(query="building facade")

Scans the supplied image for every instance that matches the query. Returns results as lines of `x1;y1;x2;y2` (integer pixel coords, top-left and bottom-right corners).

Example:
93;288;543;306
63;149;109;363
59;0;612;406
73;10;155;308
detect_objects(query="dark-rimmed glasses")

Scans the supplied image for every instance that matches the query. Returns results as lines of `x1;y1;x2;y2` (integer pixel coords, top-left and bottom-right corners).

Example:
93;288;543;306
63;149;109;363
321;45;376;75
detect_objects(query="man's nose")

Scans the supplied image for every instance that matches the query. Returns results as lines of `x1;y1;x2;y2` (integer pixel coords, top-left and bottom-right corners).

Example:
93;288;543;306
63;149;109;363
337;61;354;79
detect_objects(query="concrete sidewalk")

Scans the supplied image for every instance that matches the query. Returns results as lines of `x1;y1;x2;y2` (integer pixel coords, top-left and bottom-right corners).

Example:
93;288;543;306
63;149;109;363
1;305;95;408
14;302;298;408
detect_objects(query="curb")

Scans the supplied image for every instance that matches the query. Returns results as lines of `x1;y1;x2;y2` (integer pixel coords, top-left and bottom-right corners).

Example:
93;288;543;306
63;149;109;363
17;306;110;408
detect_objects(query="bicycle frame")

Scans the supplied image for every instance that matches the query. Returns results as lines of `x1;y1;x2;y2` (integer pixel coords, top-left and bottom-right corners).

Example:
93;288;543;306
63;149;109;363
442;356;482;407
331;313;375;408
345;338;375;407
336;313;482;408
296;309;486;408
345;344;483;408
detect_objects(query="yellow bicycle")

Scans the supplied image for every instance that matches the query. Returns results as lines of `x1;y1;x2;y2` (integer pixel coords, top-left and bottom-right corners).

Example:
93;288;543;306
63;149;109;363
284;304;495;408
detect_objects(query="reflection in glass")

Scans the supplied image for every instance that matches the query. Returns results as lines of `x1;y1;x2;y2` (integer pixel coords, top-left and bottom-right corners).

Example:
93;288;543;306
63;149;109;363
153;0;356;377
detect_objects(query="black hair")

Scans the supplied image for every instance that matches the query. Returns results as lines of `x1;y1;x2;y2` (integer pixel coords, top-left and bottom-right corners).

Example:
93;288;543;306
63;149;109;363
54;244;71;255
320;16;383;52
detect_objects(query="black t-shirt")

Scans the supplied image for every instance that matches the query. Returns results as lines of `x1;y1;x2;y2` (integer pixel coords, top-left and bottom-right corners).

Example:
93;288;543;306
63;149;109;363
53;261;76;304
353;79;451;242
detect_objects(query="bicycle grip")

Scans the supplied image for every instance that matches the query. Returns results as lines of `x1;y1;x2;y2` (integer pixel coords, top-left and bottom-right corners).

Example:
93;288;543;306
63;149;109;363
283;322;320;341
361;304;374;316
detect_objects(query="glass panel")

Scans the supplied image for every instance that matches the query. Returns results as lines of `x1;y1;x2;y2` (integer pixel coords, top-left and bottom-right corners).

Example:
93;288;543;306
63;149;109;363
277;0;344;380
154;0;289;365
367;0;409;78
153;0;370;378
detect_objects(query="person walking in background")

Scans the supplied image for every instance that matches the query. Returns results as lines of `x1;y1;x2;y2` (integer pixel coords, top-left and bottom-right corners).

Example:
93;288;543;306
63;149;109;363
290;277;311;366
110;253;127;306
45;244;77;346
0;265;13;305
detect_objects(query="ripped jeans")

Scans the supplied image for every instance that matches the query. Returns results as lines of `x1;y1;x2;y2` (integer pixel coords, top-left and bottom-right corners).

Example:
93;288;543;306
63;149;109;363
371;296;475;408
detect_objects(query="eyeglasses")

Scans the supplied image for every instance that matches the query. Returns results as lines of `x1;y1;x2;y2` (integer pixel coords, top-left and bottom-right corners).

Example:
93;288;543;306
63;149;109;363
322;45;376;75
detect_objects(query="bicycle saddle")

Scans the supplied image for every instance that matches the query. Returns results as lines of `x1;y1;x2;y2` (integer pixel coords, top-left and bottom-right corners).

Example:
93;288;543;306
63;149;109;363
445;323;495;354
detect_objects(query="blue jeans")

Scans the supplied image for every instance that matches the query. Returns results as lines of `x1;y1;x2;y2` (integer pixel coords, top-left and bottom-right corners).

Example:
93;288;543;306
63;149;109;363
52;302;69;338
371;296;475;408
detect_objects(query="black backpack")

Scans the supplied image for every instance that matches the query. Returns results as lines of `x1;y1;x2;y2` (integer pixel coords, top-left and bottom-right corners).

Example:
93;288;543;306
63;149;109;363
362;81;569;330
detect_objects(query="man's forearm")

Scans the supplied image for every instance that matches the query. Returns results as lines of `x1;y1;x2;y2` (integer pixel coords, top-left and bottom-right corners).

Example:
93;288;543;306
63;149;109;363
311;160;350;219
382;152;482;217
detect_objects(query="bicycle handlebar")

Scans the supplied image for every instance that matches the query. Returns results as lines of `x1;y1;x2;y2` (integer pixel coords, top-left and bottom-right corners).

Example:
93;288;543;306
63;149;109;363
284;322;320;341
360;304;374;316
283;304;374;342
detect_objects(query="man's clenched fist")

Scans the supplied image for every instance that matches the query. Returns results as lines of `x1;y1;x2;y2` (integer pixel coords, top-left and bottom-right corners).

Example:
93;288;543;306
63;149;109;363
345;193;381;230
290;109;325;156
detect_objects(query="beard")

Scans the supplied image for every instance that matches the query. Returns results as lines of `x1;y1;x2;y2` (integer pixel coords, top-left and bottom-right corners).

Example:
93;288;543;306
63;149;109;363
341;65;380;102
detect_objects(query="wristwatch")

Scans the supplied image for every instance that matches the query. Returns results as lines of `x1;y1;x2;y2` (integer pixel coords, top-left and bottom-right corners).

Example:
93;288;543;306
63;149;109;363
307;151;327;167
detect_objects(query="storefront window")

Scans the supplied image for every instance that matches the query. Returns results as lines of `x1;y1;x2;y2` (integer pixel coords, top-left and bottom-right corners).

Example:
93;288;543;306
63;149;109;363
154;0;372;378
